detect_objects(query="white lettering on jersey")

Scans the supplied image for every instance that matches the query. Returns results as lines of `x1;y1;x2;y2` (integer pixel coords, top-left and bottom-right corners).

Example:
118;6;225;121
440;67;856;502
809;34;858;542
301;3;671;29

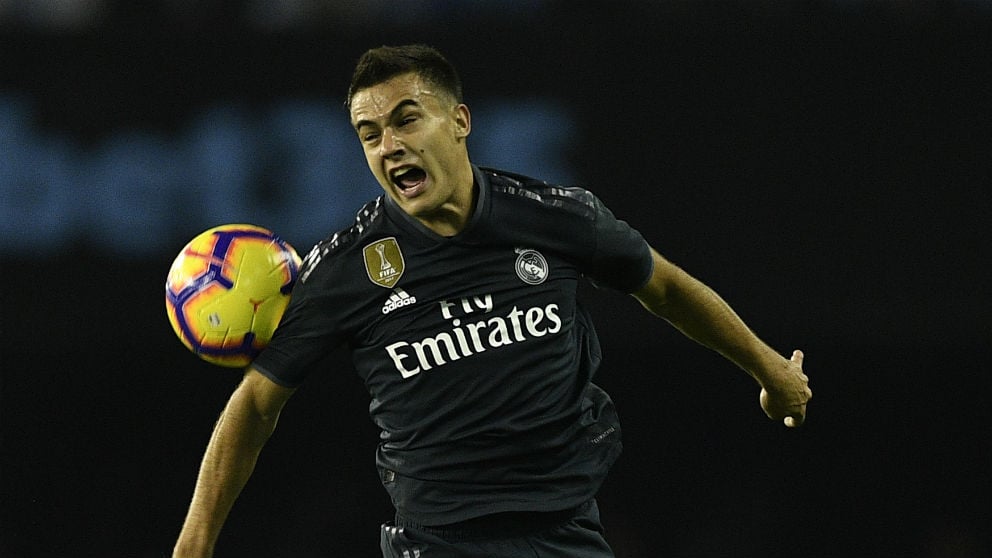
384;295;562;379
438;295;492;319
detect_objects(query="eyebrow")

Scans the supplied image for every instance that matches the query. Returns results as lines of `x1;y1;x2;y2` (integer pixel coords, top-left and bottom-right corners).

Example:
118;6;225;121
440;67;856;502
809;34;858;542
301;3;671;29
353;98;421;131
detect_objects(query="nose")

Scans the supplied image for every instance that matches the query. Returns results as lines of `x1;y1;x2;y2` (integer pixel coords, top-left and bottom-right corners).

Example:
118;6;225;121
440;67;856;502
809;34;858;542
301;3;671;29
380;128;404;159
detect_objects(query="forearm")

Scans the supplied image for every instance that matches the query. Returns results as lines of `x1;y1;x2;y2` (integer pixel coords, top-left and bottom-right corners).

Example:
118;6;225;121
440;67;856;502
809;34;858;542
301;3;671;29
634;249;811;425
639;262;785;385
173;386;280;557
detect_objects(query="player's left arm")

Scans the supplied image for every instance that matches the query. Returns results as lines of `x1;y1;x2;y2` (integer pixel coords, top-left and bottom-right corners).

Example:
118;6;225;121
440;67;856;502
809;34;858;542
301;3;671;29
632;247;812;427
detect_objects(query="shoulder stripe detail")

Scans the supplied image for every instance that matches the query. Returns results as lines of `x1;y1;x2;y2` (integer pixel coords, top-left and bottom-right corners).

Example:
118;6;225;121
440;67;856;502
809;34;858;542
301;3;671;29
299;196;384;283
330;196;385;250
482;167;597;220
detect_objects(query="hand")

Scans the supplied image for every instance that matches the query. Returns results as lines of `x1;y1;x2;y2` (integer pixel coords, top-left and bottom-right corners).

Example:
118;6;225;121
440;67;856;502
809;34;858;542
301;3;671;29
759;349;812;427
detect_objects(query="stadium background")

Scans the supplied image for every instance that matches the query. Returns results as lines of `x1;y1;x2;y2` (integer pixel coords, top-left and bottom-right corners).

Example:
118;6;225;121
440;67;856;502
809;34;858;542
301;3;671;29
1;1;989;556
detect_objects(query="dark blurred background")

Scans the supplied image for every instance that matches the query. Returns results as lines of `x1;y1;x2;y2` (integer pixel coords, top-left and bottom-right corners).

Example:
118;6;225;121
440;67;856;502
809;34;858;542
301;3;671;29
1;1;989;557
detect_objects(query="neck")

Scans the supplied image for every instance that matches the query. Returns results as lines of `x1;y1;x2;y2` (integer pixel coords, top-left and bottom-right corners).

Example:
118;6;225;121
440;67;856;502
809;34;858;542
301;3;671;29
418;164;477;237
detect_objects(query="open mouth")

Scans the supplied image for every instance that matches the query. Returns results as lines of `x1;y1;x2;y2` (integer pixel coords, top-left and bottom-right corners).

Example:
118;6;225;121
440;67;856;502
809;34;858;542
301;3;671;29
391;167;427;192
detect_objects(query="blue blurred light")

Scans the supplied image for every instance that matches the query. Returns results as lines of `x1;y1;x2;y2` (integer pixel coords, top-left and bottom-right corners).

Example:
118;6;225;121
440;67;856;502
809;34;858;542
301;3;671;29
0;95;575;258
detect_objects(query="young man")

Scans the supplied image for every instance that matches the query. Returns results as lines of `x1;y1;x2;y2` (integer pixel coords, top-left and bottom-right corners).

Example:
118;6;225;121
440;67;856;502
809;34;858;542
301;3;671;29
173;44;811;558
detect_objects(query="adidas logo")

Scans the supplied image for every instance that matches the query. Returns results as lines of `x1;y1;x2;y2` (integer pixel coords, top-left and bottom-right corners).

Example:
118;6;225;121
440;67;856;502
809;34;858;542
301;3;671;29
381;288;417;315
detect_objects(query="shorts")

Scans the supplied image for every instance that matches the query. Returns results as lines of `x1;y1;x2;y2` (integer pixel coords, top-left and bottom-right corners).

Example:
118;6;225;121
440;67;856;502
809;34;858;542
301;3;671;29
379;499;614;558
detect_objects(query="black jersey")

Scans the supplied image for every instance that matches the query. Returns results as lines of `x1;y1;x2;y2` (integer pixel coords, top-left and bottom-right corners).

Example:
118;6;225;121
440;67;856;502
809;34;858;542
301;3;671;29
253;165;653;525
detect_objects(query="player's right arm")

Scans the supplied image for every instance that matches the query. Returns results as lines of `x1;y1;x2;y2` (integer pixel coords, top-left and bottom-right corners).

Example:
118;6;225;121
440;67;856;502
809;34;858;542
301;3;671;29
173;368;296;558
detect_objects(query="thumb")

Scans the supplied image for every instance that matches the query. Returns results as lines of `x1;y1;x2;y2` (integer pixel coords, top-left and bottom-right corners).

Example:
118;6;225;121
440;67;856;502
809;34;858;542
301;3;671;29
791;349;804;366
785;350;806;427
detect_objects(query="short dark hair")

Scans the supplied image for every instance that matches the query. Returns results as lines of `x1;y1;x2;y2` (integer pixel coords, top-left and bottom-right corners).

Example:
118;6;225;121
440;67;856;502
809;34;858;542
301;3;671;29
346;44;463;111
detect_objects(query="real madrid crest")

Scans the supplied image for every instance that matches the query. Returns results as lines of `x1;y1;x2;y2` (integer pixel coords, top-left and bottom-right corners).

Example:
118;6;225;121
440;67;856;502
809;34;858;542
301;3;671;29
364;237;405;288
514;248;548;285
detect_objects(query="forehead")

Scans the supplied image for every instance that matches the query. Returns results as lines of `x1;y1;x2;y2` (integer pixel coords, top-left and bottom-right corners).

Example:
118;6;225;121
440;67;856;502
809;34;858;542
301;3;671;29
349;73;442;125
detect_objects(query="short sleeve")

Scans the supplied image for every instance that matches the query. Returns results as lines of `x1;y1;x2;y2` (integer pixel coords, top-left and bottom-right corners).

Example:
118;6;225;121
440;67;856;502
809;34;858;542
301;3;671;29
583;194;654;293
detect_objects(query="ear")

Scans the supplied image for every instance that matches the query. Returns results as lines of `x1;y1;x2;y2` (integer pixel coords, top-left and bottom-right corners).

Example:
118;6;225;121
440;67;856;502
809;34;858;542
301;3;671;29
453;104;471;139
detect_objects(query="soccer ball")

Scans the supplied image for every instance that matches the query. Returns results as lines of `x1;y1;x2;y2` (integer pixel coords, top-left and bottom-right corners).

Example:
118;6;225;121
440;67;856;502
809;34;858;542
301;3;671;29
165;224;302;367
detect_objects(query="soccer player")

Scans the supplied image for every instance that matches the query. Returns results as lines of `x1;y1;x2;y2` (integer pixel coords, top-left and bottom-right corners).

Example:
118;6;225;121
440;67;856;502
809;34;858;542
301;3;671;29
173;44;812;558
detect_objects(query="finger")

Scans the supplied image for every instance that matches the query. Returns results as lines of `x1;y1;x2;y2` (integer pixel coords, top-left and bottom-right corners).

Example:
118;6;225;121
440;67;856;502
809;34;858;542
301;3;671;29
791;349;804;366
